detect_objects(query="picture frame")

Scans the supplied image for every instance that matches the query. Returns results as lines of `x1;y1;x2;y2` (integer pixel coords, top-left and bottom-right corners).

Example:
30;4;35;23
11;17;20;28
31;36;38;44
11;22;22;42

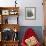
25;7;36;20
9;9;18;15
2;28;13;41
2;10;9;15
2;16;8;24
8;16;18;24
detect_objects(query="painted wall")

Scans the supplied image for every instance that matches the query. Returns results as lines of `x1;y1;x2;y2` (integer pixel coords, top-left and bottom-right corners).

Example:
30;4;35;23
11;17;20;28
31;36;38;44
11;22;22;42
0;0;44;26
18;0;44;26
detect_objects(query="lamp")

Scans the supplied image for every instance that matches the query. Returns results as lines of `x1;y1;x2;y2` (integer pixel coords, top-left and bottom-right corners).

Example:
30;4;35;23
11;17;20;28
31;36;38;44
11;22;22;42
14;28;17;32
13;28;19;41
15;0;17;7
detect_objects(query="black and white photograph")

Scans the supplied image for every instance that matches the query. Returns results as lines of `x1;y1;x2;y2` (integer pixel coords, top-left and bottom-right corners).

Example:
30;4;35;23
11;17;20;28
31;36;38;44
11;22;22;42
25;7;36;20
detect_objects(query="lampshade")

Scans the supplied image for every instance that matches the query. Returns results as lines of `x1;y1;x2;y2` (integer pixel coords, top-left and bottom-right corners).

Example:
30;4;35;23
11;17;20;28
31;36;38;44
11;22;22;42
13;28;17;32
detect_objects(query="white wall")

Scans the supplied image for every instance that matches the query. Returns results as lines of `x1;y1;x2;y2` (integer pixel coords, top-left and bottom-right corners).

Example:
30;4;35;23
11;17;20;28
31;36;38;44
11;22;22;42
18;0;44;26
0;0;44;26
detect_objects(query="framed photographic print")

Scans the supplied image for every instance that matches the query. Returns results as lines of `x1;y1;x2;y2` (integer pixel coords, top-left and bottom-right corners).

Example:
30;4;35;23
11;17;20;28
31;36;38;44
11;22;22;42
25;7;36;20
2;10;9;15
2;28;13;41
8;16;18;24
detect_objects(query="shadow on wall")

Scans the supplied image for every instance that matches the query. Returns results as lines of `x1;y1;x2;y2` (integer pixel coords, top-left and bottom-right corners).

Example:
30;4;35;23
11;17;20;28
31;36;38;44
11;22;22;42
18;26;43;44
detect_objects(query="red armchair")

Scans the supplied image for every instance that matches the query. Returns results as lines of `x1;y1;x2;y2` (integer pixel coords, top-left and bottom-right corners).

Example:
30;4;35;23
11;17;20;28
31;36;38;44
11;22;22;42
21;28;41;46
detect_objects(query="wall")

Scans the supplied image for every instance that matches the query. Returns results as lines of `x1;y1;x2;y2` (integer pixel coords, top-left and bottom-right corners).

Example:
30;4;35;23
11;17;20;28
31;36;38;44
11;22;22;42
18;0;44;26
0;0;44;26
